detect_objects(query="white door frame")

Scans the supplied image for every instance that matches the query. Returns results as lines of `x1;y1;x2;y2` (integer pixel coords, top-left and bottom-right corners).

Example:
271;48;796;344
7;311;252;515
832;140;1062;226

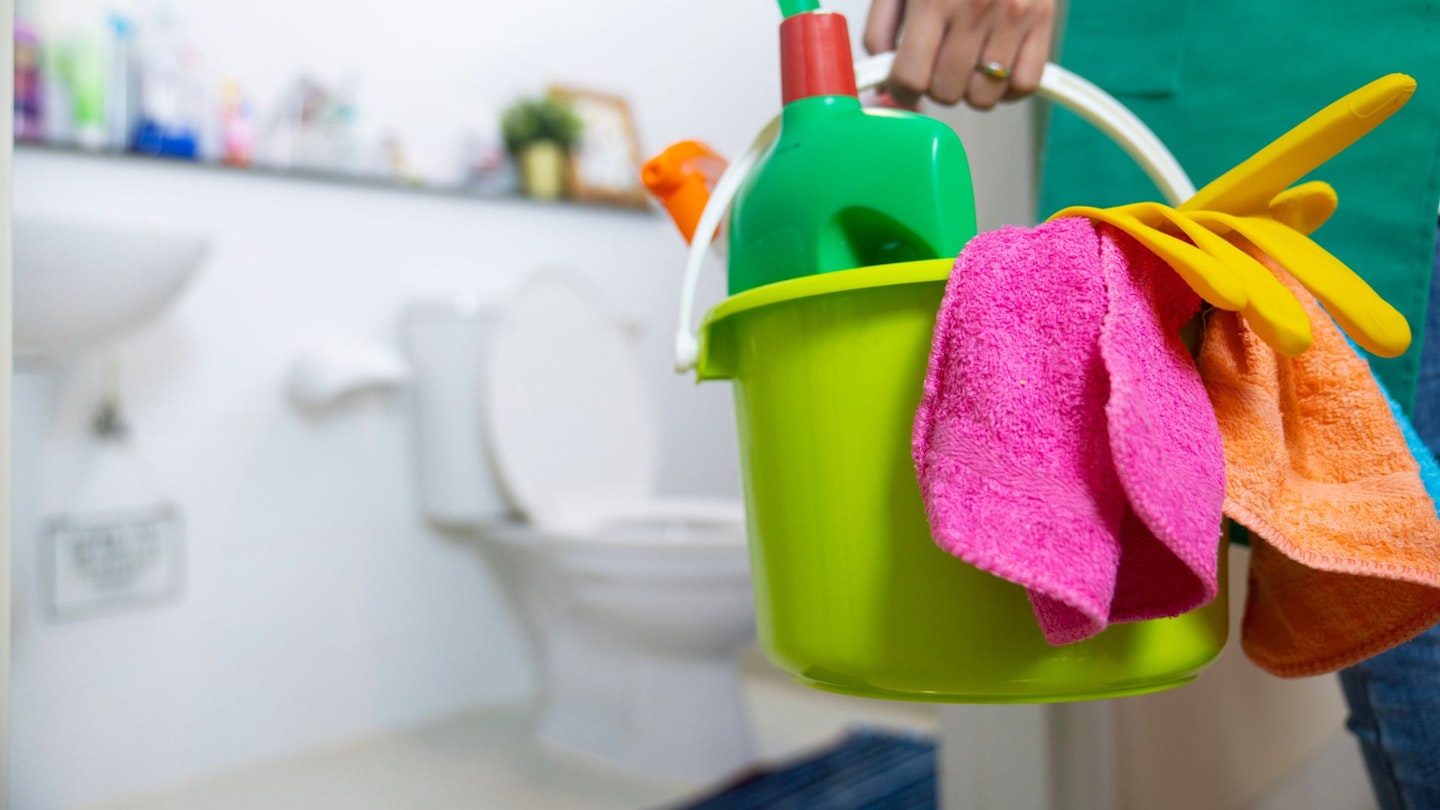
3;0;15;802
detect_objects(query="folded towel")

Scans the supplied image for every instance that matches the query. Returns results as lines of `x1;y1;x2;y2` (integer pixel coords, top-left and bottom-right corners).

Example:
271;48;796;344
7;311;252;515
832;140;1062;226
1098;228;1226;623
1197;250;1440;677
914;218;1224;645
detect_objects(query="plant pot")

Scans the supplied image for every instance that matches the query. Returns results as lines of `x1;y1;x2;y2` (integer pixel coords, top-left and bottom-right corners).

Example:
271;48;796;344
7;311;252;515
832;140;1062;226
519;141;567;200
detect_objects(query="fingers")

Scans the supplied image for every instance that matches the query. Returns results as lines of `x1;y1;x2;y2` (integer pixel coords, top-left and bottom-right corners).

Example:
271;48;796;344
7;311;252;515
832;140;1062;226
967;0;1053;109
929;7;985;106
1003;11;1052;100
965;15;1027;108
884;0;1056;110
863;0;906;55
887;1;947;108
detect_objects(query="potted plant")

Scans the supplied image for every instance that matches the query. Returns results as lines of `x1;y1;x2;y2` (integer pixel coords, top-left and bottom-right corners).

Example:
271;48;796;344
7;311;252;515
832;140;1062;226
501;95;583;200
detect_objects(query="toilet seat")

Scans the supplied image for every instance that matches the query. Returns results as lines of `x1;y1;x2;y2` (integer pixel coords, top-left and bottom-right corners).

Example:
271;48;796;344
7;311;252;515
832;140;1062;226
505;497;748;549
485;271;737;537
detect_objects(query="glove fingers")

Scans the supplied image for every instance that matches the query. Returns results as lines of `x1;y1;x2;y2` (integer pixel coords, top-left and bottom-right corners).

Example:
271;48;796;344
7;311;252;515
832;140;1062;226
1201;212;1411;358
1115;203;1313;357
1268;181;1338;235
1051;206;1248;311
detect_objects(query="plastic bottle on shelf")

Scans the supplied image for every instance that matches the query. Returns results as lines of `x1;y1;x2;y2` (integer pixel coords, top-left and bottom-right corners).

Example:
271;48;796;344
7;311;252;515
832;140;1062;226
134;6;200;159
104;15;140;152
14;23;44;141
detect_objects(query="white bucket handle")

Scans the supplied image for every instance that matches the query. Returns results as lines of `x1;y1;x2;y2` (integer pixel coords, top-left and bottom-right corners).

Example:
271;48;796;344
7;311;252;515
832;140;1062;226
674;55;1197;372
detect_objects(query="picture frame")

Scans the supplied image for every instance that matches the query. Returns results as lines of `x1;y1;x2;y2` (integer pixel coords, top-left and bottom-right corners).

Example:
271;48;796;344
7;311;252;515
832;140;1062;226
547;86;649;209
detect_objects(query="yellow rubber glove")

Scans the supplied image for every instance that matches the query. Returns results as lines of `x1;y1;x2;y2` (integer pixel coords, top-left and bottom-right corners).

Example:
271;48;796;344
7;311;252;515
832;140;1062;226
1048;204;1247;310
1053;199;1314;357
1189;210;1411;357
1178;74;1413;358
1049;74;1415;359
1122;202;1316;357
1180;75;1414;217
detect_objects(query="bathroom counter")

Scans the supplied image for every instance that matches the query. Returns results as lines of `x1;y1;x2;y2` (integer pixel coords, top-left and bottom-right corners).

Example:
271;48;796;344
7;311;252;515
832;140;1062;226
83;648;939;810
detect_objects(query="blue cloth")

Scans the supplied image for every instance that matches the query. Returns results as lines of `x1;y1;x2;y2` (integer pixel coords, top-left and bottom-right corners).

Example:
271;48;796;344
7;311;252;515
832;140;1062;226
1338;224;1440;810
673;729;935;809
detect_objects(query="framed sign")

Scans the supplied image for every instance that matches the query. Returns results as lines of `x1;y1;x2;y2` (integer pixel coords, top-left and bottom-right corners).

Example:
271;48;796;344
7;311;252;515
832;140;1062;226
548;86;649;208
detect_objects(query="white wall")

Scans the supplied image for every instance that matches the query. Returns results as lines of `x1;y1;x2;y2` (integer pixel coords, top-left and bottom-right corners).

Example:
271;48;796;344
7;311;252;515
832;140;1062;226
10;1;1041;807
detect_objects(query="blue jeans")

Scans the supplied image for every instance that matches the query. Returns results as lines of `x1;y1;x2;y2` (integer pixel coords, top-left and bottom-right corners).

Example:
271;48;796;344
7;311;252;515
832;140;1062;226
1338;224;1440;810
1411;226;1440;449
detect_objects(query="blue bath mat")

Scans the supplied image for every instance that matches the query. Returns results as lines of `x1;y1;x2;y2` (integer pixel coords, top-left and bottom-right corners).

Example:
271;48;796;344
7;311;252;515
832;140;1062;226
669;729;936;809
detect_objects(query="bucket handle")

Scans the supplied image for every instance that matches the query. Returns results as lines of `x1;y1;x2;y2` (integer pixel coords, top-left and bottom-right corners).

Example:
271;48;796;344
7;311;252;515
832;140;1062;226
674;55;1198;372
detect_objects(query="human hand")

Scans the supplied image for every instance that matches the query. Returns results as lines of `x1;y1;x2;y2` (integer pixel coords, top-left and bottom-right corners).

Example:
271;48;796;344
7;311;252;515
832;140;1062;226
863;0;1056;110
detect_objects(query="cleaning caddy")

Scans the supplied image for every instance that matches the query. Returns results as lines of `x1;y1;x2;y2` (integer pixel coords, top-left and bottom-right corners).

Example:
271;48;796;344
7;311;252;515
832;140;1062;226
643;3;1430;702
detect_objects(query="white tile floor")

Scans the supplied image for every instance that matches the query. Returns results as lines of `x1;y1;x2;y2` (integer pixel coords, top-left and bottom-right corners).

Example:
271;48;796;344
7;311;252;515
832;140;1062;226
84;648;939;810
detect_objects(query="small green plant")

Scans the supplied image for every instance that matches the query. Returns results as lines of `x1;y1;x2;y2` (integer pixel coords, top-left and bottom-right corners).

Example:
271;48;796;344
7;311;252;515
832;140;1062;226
501;96;583;155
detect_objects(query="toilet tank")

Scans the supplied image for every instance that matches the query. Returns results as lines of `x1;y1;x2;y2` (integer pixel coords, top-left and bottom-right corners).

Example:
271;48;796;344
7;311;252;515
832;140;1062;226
400;298;513;528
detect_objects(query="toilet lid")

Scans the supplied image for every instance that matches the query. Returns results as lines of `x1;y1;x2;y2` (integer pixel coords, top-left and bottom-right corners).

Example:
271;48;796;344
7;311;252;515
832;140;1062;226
483;271;658;522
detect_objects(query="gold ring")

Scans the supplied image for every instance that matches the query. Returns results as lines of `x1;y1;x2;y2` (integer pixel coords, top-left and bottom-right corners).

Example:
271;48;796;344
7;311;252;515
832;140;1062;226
977;61;1011;81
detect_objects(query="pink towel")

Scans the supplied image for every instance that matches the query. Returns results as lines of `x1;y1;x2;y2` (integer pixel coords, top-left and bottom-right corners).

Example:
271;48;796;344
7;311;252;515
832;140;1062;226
913;218;1225;644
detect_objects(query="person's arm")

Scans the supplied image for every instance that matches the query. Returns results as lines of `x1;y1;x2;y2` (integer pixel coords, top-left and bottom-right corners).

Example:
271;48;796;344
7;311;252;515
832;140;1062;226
863;0;1056;110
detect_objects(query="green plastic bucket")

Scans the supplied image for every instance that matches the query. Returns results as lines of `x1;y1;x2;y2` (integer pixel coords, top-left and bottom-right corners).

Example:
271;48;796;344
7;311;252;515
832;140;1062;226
697;259;1228;702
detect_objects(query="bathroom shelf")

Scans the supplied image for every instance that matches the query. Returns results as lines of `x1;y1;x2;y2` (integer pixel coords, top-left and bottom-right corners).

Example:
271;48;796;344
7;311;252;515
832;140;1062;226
15;141;659;217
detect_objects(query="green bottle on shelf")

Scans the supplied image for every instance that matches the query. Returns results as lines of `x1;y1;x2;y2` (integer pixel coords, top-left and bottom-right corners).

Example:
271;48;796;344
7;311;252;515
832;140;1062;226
725;4;979;295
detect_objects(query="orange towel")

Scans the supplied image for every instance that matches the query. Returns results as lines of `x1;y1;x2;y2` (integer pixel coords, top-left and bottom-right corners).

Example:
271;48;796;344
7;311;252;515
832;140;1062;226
1198;249;1440;677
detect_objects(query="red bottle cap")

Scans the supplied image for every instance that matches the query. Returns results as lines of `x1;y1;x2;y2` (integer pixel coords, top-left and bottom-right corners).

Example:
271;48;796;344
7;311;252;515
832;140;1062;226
780;11;858;105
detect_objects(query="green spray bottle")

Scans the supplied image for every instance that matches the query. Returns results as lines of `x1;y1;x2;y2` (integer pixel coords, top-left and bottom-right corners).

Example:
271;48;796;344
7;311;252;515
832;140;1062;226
725;4;978;294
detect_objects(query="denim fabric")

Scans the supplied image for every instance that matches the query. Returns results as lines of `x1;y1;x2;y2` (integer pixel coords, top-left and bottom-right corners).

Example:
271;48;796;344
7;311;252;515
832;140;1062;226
1411;228;1440;440
1340;622;1440;810
1339;224;1440;810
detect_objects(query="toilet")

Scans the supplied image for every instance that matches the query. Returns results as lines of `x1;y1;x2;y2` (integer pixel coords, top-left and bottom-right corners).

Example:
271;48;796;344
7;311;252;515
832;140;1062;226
400;271;757;782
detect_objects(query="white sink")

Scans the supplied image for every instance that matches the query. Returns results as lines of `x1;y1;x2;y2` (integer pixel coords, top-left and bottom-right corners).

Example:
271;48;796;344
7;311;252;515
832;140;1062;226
14;217;209;358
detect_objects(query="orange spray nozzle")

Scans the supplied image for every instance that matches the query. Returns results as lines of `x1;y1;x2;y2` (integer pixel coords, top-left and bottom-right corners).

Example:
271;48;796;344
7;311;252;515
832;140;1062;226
641;140;728;244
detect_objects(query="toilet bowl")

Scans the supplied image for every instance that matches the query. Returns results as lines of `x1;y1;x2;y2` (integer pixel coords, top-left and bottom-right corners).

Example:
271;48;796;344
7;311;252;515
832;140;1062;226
401;272;757;782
